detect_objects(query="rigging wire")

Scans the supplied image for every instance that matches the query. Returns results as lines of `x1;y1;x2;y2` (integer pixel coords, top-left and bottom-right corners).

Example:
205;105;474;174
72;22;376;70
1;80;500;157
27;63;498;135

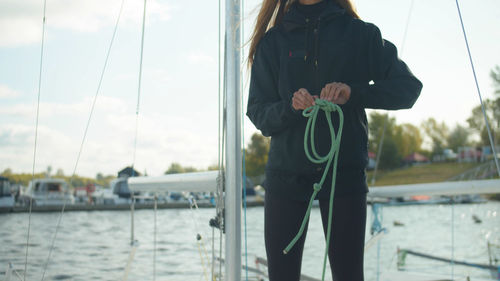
122;0;147;273
128;0;149;278
218;51;227;280
212;0;226;279
189;195;212;281
451;198;455;279
131;0;148;176
216;6;228;277
215;0;222;278
24;0;47;279
370;0;414;185
399;0;415;58
211;226;215;281
153;194;157;281
240;0;249;279
454;0;500;177
217;0;222;190
197;237;210;281
241;116;249;281
39;0;127;279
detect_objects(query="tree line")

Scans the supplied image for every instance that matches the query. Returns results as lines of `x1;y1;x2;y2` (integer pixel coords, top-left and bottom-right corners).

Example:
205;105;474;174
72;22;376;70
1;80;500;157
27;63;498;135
1;167;116;188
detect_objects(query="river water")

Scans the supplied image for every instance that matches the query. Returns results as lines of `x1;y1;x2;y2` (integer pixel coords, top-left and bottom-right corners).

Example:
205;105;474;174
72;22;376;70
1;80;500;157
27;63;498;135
1;201;499;281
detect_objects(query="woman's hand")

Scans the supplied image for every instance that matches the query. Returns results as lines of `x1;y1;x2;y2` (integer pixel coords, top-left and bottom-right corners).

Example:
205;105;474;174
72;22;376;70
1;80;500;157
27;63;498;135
292;88;318;110
320;82;351;104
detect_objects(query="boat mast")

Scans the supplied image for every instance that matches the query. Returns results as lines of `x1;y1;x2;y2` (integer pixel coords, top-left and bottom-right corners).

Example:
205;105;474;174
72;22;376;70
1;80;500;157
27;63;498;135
224;0;242;279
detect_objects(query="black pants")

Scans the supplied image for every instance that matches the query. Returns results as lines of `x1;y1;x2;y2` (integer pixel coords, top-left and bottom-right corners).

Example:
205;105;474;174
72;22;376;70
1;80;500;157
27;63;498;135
264;191;366;281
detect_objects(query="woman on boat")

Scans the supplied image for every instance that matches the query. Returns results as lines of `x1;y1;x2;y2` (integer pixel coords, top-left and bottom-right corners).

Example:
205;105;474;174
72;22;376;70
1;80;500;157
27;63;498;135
246;0;422;280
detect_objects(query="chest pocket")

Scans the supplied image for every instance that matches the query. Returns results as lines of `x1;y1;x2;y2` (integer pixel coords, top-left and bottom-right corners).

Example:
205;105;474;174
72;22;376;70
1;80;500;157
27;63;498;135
279;49;315;98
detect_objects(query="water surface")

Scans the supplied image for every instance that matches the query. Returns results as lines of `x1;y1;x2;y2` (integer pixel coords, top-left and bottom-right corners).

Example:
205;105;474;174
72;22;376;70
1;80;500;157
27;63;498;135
1;202;499;280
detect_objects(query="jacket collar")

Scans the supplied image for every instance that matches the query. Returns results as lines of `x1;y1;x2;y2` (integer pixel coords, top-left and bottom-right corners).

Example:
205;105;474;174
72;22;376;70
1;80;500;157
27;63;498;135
282;0;345;31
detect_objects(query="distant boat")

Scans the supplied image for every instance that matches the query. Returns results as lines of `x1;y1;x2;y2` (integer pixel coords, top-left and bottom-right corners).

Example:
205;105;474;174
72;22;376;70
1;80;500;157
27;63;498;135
383;194;487;206
91;177;134;205
0;176;15;208
23;178;74;206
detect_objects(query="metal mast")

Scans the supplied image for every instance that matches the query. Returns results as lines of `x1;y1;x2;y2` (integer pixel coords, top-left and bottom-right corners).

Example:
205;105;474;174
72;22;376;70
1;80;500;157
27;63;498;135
224;0;242;279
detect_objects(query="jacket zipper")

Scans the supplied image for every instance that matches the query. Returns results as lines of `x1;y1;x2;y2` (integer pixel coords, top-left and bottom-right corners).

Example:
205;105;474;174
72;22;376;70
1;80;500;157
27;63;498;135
314;18;320;94
314;18;322;173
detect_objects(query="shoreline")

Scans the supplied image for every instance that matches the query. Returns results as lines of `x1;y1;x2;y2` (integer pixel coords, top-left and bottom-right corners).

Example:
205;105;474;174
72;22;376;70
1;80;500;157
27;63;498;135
0;199;265;213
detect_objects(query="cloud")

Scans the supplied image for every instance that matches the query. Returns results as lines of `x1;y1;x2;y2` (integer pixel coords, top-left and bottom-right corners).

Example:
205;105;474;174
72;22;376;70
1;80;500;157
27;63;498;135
0;0;173;47
146;68;172;84
0;18;42;47
187;51;215;65
0;95;129;121
0;84;21;98
0;95;219;177
0;124;75;176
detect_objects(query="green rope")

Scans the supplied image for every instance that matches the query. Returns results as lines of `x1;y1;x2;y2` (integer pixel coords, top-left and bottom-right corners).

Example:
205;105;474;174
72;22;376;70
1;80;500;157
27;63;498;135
283;99;343;281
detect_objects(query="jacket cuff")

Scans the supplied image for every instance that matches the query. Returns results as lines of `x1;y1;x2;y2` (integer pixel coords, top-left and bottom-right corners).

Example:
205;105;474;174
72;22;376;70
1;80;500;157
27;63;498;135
345;84;366;108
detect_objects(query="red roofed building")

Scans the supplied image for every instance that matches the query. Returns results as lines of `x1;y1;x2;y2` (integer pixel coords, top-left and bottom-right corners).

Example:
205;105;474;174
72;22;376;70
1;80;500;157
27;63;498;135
404;152;429;164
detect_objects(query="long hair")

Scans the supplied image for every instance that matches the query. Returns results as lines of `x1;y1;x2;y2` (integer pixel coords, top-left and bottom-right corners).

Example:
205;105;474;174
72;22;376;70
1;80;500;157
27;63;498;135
247;0;360;67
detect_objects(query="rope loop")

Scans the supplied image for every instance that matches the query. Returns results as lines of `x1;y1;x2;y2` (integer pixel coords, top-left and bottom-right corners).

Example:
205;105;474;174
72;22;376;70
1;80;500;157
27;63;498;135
303;99;340;117
284;99;344;281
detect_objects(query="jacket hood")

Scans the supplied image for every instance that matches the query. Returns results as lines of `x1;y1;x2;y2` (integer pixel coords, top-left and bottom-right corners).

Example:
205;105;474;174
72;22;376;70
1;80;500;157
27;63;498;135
283;0;345;31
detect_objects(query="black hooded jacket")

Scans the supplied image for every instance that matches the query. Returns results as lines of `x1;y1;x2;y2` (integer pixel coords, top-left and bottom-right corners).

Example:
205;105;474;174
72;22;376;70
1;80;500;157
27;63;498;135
246;0;422;200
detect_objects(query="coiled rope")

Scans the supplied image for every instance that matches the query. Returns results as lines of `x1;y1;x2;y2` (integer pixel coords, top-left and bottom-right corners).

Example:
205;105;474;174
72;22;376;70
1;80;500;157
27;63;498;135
283;99;343;281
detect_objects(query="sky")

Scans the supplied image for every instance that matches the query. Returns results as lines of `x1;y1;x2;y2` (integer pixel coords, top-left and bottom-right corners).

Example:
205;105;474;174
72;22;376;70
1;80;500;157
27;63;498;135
0;0;499;178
